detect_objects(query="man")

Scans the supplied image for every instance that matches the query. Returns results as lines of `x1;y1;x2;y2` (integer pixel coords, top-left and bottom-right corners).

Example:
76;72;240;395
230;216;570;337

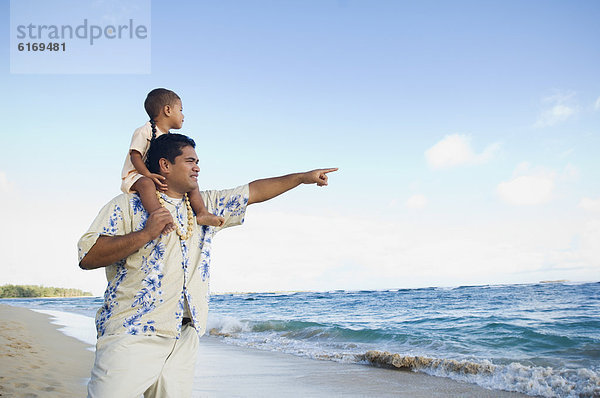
78;133;337;397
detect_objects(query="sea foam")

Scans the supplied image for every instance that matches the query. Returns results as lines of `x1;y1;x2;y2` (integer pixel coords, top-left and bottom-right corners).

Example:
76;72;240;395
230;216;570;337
33;309;97;349
358;350;600;398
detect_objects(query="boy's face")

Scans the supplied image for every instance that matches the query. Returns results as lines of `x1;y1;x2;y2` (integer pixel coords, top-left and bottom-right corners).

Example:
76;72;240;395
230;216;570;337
166;99;184;130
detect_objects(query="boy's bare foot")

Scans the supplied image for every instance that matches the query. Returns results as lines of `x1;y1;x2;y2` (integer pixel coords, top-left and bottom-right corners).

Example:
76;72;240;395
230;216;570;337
196;213;225;227
162;222;176;235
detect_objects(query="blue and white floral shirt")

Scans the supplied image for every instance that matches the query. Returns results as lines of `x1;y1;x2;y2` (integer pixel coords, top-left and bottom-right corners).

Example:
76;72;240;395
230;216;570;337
78;185;248;339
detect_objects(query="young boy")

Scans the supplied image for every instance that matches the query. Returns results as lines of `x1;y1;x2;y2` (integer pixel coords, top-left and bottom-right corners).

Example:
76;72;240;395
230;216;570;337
120;88;224;230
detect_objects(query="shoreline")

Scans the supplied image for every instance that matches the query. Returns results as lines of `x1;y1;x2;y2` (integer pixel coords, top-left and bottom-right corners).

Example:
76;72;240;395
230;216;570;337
194;336;530;397
0;304;530;397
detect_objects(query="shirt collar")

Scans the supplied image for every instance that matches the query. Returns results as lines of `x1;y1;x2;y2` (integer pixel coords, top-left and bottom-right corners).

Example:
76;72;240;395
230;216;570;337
157;192;185;206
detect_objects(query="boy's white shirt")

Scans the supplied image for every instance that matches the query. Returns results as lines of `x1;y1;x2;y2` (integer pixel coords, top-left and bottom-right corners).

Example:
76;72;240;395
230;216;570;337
121;122;167;180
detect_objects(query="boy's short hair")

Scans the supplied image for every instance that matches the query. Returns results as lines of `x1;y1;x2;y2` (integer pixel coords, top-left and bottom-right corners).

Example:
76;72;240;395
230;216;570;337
144;88;181;119
146;133;196;174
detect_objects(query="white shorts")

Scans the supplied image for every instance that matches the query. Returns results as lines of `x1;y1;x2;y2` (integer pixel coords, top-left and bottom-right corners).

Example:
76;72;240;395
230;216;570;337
87;324;199;398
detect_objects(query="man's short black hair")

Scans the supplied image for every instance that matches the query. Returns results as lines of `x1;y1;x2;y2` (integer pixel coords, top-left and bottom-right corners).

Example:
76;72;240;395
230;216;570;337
145;133;196;174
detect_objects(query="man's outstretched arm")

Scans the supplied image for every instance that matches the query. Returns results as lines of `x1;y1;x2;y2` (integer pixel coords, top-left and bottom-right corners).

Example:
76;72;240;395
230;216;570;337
79;208;172;270
248;168;338;205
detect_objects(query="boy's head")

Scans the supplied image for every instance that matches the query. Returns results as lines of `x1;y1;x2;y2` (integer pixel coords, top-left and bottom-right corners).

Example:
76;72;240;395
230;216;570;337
146;133;196;175
144;88;181;120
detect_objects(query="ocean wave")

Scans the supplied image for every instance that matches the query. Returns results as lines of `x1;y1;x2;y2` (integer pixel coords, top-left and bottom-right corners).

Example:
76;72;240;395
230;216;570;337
357;350;495;374
209;325;600;398
358;350;600;398
207;315;397;342
206;314;600;397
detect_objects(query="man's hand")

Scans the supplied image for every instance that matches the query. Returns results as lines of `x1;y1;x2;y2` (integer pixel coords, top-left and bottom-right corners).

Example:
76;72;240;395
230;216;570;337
149;173;168;192
301;168;338;186
79;209;171;270
145;208;173;240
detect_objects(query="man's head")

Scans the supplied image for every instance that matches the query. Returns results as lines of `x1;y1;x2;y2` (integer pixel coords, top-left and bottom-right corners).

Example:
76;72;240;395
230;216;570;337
146;133;195;172
146;134;200;196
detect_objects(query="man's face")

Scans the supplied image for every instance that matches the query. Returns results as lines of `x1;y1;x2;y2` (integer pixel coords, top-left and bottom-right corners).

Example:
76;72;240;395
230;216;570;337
166;145;200;194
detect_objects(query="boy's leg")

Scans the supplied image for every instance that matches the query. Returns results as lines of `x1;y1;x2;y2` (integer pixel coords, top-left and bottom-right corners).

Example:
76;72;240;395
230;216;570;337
143;324;199;398
133;177;175;233
188;188;224;227
87;334;175;398
132;177;162;213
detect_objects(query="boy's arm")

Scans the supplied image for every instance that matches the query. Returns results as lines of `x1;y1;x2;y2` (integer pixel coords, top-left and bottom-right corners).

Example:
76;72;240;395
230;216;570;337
248;168;338;205
130;150;167;191
79;208;171;270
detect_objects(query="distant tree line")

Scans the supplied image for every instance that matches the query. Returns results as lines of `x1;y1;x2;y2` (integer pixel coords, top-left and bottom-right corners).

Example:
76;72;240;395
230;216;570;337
0;284;93;298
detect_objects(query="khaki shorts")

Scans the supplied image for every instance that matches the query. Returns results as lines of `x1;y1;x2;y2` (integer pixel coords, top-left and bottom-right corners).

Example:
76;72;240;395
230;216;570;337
87;324;199;398
121;171;144;194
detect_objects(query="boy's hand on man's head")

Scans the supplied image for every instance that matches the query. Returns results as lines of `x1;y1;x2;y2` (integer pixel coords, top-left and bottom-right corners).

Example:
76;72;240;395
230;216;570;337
149;173;168;192
301;168;338;187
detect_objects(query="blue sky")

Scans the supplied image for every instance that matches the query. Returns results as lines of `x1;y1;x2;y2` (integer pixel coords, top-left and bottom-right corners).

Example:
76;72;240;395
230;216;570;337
1;1;599;295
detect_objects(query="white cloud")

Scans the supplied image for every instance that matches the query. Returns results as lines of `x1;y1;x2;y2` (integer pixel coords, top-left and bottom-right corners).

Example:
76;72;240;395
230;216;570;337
211;208;599;292
497;163;579;207
2;189;598;294
405;194;428;209
560;163;580;182
513;161;532;175
579;197;600;212
559;148;575;159
0;184;109;296
594;96;600;111
425;134;500;169
578;219;600;266
497;166;555;206
534;91;578;127
0;171;14;194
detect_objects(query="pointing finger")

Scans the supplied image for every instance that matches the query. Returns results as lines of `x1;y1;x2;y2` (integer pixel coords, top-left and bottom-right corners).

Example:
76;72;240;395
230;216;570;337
321;168;339;174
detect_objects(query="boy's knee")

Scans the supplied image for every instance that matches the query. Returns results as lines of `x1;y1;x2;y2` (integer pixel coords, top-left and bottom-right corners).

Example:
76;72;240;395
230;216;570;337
133;176;155;191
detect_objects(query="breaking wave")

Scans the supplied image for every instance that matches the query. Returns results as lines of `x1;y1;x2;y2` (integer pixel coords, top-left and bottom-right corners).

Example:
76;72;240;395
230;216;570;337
358;350;600;398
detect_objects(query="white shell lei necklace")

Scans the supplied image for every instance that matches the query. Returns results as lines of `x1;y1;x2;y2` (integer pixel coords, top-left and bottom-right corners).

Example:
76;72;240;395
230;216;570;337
155;191;195;240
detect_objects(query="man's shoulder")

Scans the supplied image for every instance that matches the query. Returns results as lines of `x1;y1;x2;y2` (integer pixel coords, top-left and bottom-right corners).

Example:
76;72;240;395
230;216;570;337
200;185;249;211
93;193;144;226
201;184;249;194
102;192;140;210
200;184;249;199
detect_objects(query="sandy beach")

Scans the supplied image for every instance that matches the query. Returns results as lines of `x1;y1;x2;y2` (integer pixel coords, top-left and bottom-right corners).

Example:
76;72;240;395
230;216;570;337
0;304;93;397
0;304;530;397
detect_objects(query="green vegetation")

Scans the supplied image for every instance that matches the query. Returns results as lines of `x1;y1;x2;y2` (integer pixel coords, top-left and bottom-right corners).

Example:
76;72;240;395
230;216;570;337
0;284;93;298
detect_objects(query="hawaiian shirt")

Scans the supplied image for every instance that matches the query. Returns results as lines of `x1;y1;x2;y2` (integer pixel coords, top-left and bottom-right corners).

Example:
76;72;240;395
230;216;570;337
78;185;249;339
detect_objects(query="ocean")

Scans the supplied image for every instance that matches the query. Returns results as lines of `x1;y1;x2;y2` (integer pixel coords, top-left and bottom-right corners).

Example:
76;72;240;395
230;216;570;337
3;281;599;397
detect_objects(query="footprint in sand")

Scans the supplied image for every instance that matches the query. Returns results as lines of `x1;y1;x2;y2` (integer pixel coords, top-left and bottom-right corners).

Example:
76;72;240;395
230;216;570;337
43;375;63;388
